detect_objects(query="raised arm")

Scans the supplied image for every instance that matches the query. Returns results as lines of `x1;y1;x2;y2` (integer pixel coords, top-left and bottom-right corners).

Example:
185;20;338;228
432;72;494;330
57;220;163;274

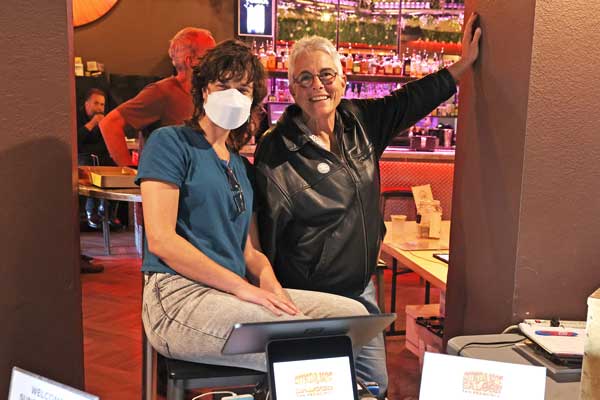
99;109;133;166
141;179;296;316
447;12;482;82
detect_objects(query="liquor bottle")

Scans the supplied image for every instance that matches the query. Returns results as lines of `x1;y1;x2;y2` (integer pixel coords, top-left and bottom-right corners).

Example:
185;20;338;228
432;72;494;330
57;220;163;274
339;48;347;73
258;42;267;68
283;43;290;70
276;52;283;70
369;56;379;75
384;57;394;75
420;52;428;76
376;56;385;75
410;50;417;77
346;53;354;73
402;51;411;76
360;55;369;74
353;56;361;74
266;41;276;70
390;56;399;76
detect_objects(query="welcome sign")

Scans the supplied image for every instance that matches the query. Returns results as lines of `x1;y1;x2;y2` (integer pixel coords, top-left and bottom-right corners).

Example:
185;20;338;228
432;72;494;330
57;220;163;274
9;367;99;400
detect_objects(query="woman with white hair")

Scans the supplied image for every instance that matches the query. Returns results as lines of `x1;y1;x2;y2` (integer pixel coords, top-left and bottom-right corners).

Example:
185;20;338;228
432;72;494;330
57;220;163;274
254;13;482;398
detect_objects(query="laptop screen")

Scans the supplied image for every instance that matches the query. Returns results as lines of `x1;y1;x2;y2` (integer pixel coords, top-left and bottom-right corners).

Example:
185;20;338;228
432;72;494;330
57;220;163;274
272;356;355;399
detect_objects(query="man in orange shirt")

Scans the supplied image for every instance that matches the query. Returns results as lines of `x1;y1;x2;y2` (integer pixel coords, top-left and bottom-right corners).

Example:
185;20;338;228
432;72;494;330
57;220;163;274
100;28;215;165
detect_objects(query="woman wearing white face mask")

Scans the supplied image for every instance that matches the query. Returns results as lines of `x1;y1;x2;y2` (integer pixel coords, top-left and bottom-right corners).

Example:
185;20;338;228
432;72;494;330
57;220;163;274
135;40;368;371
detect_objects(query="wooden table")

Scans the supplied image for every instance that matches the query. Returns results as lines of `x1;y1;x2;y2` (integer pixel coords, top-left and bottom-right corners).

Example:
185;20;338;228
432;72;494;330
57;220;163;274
380;221;451;334
381;221;451;292
78;182;142;256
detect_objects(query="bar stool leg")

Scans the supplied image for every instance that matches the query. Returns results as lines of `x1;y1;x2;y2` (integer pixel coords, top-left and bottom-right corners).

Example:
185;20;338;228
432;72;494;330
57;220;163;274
101;215;111;256
133;203;143;257
142;333;157;400
167;380;185;400
389;259;398;334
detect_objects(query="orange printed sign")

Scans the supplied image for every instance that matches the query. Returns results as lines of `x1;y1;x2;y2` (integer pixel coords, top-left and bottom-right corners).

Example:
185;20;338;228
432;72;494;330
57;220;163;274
294;371;335;398
462;371;504;397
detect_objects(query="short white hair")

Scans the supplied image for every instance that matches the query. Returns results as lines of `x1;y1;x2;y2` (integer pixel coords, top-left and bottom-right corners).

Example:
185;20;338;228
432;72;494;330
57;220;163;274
168;27;215;72
288;36;344;82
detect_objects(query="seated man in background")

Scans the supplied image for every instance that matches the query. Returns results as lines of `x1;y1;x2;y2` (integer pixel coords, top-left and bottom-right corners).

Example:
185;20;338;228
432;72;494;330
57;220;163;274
77;88;110;274
100;27;215;166
77;88;122;232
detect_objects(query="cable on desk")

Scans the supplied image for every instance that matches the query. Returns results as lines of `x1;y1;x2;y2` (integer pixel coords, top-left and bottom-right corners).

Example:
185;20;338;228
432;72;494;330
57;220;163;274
456;338;527;356
407;251;447;266
501;324;520;334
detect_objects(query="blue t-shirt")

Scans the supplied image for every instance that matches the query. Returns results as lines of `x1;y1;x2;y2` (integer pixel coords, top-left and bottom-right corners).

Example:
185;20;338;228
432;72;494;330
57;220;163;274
135;125;253;277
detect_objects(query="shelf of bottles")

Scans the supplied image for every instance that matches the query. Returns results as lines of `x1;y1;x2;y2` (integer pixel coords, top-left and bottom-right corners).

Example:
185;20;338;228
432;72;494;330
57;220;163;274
255;41;458;126
247;0;464;146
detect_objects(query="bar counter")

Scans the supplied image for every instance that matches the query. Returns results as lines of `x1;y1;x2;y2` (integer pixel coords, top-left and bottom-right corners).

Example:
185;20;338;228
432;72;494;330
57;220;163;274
242;145;455;219
380;147;455;163
241;145;455;163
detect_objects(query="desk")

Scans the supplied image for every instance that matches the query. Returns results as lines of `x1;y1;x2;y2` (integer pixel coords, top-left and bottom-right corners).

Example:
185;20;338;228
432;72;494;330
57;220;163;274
379;221;450;335
381;221;450;300
447;334;580;400
78;182;142;256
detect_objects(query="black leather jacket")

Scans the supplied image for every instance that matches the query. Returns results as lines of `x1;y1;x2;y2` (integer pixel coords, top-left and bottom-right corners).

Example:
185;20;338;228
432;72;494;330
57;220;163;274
254;69;456;297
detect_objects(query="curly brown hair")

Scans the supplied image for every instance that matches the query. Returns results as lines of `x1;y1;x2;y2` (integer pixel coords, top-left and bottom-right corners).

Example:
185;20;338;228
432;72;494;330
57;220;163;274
187;39;267;152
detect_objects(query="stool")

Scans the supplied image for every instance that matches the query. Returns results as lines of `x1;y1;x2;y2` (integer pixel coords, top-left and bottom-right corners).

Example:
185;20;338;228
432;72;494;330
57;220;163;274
142;273;265;400
142;330;265;400
378;186;416;336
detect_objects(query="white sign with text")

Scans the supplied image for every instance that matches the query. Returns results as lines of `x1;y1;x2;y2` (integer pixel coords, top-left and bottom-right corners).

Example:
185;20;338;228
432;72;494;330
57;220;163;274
420;352;546;399
9;367;99;400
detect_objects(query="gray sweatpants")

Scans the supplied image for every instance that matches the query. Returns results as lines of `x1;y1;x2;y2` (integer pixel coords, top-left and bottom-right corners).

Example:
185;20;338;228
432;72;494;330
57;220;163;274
143;273;370;371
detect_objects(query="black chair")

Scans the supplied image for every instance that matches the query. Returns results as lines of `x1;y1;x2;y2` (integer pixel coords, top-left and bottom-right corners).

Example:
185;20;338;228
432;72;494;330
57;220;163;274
141;276;265;400
377;187;416;336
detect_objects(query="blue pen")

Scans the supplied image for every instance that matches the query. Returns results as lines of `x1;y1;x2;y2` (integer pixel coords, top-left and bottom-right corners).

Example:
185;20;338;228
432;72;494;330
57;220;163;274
535;330;578;337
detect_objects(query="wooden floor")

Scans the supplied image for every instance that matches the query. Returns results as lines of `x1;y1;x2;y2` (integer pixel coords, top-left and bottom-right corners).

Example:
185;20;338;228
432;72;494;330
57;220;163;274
81;230;439;399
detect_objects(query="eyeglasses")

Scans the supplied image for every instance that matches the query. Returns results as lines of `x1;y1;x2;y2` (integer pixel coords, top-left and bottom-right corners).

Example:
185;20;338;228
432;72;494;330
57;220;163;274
224;166;246;217
293;68;338;88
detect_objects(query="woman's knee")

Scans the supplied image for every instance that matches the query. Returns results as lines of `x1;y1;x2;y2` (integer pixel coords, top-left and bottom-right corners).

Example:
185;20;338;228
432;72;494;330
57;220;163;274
288;289;369;317
334;296;369;316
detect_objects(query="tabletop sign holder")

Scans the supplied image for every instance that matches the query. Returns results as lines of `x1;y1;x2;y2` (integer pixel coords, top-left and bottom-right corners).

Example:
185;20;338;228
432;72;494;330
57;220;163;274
419;352;547;399
9;367;99;400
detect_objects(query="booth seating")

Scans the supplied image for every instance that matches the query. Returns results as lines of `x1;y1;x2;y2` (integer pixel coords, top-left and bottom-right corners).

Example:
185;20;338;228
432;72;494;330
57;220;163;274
377;186;416;336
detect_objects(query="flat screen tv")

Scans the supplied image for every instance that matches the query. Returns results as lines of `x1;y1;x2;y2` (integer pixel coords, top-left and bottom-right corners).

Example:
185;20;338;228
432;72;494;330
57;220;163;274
237;0;274;37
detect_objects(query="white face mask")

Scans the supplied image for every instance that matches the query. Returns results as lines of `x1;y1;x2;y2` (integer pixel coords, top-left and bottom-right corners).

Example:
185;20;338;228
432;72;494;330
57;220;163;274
204;88;252;130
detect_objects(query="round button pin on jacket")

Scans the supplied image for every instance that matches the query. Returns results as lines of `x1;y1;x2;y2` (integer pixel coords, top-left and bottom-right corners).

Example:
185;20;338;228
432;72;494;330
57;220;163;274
317;162;330;174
